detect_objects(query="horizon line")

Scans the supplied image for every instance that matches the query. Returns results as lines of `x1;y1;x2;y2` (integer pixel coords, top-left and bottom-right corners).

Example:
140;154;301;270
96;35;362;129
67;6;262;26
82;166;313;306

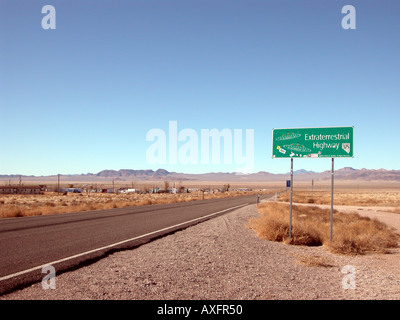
1;166;398;177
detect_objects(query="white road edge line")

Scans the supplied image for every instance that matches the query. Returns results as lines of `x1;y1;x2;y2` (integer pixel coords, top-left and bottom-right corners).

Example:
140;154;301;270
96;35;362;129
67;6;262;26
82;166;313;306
0;202;249;282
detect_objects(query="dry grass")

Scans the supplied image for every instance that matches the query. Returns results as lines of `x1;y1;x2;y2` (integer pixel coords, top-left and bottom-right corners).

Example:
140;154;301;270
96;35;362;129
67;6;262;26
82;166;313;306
295;254;336;268
277;190;400;207
249;202;399;255
387;207;400;214
0;190;267;219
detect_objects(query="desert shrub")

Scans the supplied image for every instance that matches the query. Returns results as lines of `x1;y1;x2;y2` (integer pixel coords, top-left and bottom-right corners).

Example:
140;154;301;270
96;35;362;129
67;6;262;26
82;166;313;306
250;202;399;255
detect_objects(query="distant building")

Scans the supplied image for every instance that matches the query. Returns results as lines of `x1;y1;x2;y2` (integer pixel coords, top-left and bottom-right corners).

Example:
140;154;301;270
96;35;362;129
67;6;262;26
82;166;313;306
0;186;43;194
236;188;251;191
118;188;136;194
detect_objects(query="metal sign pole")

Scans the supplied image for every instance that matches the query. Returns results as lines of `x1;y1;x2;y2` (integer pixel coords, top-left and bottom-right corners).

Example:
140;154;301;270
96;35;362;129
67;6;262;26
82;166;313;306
289;157;293;241
330;157;334;243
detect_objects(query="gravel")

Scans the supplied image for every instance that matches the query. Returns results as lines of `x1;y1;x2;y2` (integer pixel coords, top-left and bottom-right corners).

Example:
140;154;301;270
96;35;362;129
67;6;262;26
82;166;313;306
2;201;400;300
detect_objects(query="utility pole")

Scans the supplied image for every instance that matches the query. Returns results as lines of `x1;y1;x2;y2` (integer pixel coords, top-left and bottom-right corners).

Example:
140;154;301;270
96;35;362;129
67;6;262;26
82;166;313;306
311;179;314;200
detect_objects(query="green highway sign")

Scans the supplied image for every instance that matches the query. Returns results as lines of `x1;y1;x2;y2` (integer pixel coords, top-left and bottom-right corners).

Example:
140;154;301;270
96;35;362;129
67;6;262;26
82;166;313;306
272;126;354;158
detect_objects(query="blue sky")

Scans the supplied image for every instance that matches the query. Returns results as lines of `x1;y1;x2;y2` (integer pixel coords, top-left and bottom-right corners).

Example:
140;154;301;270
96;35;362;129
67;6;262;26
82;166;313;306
1;0;399;175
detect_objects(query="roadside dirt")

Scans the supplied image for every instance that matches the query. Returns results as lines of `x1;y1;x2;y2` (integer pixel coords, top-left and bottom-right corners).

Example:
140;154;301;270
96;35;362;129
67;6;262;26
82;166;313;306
1;201;400;300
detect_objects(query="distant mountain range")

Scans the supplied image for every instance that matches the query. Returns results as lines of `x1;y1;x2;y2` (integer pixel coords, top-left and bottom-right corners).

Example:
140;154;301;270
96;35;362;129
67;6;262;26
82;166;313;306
1;167;400;183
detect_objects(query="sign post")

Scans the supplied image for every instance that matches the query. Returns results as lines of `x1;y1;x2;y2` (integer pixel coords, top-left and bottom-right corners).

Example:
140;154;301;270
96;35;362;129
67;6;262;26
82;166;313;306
289;158;293;240
272;126;354;242
330;158;334;243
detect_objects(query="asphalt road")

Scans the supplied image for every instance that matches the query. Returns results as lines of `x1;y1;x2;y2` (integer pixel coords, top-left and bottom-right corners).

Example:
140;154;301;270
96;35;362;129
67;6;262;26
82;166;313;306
0;193;272;295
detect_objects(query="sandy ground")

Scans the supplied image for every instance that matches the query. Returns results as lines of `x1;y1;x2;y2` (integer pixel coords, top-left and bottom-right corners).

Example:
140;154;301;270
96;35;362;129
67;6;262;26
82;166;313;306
1;200;400;300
